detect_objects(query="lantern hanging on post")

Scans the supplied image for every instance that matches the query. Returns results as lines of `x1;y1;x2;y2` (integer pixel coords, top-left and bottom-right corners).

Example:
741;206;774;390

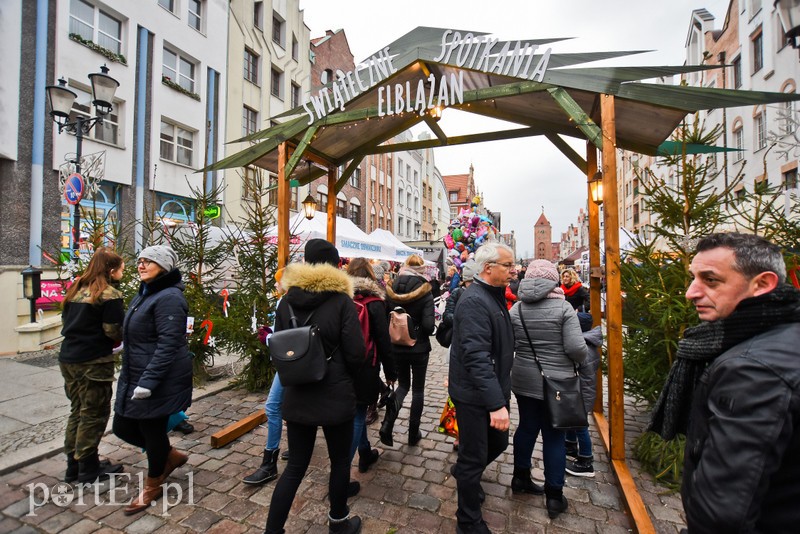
21;266;43;323
590;171;604;205
302;194;317;220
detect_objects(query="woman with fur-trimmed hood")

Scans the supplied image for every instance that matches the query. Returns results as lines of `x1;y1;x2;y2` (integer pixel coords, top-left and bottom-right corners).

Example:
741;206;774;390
379;254;435;448
265;240;366;534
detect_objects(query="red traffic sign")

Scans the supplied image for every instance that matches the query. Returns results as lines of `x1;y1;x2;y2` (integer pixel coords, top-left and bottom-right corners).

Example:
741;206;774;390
64;173;84;205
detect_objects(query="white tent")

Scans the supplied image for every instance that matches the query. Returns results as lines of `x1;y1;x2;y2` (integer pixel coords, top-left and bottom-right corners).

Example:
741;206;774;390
268;211;397;261
368;228;425;261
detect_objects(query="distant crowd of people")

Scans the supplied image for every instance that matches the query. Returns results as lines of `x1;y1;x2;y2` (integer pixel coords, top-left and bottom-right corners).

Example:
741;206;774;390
56;231;800;534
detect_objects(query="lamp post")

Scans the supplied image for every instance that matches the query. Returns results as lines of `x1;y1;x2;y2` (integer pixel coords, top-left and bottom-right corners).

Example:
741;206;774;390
776;0;800;48
21;266;43;323
46;65;119;260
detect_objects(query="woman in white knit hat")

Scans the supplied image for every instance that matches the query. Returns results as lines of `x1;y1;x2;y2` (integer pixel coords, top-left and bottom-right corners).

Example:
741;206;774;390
113;245;192;515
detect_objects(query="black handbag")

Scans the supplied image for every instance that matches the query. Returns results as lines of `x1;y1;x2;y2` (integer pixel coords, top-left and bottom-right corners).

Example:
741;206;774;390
519;306;588;431
435;321;453;348
268;304;332;386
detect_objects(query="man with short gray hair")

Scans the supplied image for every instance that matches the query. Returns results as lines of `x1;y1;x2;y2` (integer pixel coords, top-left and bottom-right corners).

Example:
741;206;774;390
648;232;800;533
449;242;516;533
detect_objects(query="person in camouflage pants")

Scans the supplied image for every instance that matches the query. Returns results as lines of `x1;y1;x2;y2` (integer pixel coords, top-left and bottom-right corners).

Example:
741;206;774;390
59;247;125;483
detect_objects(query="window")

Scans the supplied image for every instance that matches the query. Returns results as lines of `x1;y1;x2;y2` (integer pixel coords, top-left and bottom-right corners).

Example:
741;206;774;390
69;0;122;54
188;0;202;31
754;176;769;194
371;177;376;200
782;98;796;135
349;204;361;226
755;111;767;150
449;192;458;202
68;86;119;145
370;209;376;230
271;66;283;98
398;186;404;206
398;158;404;176
244;48;259;84
349;168;361;188
158;0;174;13
242;166;257;200
291;82;301;108
735;187;747;204
752;29;763;73
336;198;347;218
321;68;333;86
242;106;258;137
783;169;798;190
163;48;196;92
733;123;744;162
267;173;278;206
292;35;299;61
253;1;263;29
272;13;284;47
318;191;328;210
160;120;194;167
731;56;742;89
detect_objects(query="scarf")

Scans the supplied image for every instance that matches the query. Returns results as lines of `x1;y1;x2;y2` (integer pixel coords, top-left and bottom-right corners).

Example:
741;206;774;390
648;284;800;440
399;265;428;280
561;281;582;297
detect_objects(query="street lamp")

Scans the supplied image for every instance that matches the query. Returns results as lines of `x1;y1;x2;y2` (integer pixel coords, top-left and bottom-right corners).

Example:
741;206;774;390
301;194;317;220
589;171;604;205
46;65;119;260
21;266;42;323
776;0;800;48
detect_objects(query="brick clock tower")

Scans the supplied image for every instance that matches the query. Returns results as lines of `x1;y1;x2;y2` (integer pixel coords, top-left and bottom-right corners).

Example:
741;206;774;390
534;210;552;261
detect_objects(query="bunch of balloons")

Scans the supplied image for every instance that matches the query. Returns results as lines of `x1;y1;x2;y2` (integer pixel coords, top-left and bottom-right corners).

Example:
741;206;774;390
442;200;498;268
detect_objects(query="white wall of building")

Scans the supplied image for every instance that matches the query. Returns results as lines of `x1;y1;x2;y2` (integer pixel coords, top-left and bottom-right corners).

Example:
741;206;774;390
0;0;22;161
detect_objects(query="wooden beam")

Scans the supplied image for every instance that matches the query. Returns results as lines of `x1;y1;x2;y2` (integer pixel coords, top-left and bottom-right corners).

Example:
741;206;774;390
586;142;604;414
210;410;267;448
283;126;319;179
548;87;603;150
545;133;587;173
327;166;337;242
277;142;290;270
600;94;625;462
334;156;364;193
423;115;448;143
368;126;547;155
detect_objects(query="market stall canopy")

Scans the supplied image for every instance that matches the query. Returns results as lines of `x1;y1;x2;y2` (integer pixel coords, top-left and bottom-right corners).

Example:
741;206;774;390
203;26;800;184
268;211;397;261
368;228;424;260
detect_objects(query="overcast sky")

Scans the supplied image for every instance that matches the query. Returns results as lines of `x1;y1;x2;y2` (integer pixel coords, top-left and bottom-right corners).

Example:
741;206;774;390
298;0;731;257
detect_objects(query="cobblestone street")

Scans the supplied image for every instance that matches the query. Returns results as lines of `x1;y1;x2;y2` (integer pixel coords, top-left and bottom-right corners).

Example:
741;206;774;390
0;344;686;533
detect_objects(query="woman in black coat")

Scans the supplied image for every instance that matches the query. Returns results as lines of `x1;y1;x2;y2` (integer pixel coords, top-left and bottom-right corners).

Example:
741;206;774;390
347;258;395;478
380;254;435;447
265;240;365;534
113;245;192;515
561;268;590;312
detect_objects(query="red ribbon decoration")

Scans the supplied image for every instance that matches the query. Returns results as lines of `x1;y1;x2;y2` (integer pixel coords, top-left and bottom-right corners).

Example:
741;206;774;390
221;288;230;317
199;319;214;346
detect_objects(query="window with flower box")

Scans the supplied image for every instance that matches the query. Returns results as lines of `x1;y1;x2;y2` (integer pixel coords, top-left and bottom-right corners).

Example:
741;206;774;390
69;0;122;55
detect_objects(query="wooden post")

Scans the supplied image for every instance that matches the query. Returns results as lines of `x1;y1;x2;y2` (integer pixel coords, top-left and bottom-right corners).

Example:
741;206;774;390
600;94;624;462
277;142;290;270
327;165;337;242
586;142;603;415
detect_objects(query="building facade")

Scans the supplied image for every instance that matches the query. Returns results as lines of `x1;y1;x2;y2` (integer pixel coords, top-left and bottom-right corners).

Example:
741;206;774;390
533;211;553;261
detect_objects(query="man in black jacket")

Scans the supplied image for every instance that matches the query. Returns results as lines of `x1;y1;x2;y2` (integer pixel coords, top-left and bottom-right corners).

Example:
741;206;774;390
650;233;800;533
449;242;516;534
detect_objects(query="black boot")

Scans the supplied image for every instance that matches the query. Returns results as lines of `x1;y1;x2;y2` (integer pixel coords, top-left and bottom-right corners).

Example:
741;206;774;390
328;511;362;534
510;467;544;494
545;483;568;519
77;453;123;484
65;454;78;483
243;449;279;485
408;425;422;446
565;455;595;478
357;448;379;473
379;397;399;447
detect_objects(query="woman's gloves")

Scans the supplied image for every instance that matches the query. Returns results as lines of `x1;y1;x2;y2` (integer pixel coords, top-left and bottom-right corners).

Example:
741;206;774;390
131;386;152;400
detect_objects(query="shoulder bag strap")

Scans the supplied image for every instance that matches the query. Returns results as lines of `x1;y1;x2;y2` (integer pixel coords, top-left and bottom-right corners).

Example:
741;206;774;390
518;303;579;377
285;303;316;328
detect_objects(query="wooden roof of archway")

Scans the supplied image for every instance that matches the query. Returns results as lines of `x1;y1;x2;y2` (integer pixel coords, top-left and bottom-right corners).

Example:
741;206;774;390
205;26;800;186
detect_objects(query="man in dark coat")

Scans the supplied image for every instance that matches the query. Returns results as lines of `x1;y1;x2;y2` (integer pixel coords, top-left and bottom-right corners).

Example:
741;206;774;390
449;242;516;534
650;233;800;534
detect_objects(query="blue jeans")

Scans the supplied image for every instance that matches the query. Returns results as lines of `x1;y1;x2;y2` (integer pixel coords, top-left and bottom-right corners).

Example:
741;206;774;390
349;404;371;463
565;427;592;457
513;394;565;489
264;373;284;450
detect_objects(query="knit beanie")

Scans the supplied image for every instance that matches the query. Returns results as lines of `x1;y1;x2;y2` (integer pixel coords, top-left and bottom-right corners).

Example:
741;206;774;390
139;245;178;272
461;261;478;282
577;311;593;332
525;259;559;282
305;238;340;267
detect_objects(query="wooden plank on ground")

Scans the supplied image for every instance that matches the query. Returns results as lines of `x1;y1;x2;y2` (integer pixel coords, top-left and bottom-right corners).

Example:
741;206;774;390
210;409;267;449
611;459;657;534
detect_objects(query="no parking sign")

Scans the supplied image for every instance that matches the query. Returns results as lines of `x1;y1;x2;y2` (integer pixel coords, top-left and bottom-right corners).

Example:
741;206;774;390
64;173;84;205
